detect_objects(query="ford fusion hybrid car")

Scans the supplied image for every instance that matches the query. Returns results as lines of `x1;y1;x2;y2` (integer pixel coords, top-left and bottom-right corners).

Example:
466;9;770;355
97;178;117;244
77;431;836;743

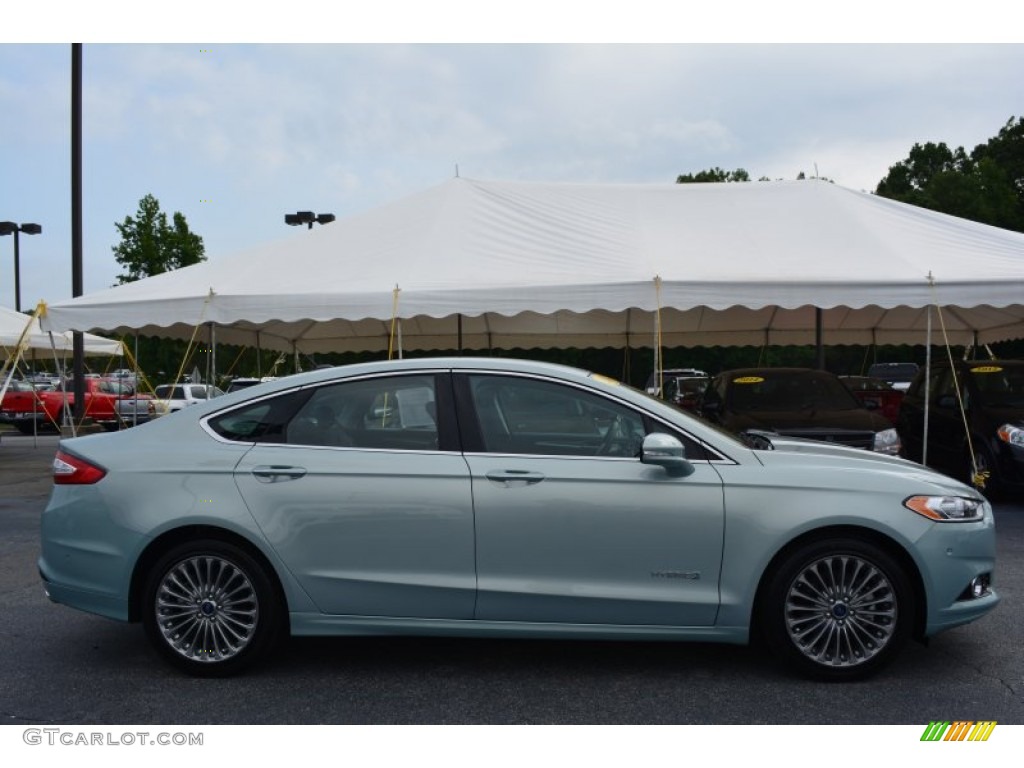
40;358;997;680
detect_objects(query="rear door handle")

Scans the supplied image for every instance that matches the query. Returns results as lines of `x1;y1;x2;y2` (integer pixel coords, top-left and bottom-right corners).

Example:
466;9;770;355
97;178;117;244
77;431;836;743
252;465;307;483
485;470;545;487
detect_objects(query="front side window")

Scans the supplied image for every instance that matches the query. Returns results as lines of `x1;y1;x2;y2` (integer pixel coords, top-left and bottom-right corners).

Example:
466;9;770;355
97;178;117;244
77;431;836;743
466;375;646;457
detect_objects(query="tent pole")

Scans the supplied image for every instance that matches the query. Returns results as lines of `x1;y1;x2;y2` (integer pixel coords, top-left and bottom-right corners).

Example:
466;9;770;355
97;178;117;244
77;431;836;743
132;330;139;427
815;308;825;370
207;323;216;387
923;306;932;467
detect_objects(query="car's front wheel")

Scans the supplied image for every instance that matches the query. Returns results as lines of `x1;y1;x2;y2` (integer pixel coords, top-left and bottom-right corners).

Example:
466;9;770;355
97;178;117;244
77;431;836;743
142;540;282;677
761;538;912;681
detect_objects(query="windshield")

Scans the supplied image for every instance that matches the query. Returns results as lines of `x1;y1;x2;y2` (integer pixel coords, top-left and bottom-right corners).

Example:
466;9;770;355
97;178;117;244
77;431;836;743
728;371;862;412
155;386;183;399
968;364;1024;408
868;363;919;382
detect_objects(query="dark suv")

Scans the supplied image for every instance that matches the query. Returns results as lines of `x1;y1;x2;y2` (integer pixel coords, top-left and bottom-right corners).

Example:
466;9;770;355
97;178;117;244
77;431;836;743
697;367;900;454
896;360;1024;495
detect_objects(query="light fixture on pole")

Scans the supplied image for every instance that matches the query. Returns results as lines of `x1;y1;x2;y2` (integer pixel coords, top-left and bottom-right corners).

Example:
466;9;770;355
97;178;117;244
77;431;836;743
285;211;335;229
0;221;42;313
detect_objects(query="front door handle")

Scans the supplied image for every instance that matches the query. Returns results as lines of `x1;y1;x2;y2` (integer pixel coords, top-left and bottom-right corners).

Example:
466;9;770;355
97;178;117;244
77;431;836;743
252;465;307;483
485;470;545;487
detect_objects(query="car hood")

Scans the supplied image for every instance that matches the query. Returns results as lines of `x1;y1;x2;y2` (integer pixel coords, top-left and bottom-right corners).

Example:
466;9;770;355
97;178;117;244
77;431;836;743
725;408;891;432
753;435;980;497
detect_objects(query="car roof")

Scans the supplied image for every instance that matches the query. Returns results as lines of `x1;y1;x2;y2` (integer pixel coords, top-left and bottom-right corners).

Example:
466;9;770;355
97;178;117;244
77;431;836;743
924;359;1024;369
718;367;835;377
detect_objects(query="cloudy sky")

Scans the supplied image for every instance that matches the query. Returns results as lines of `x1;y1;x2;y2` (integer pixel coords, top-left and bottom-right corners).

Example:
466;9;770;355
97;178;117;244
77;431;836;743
1;5;1021;313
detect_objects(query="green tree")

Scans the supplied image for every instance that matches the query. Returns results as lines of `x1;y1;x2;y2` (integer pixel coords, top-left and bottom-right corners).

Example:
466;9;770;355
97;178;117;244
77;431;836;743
112;194;206;284
676;167;751;184
875;117;1024;233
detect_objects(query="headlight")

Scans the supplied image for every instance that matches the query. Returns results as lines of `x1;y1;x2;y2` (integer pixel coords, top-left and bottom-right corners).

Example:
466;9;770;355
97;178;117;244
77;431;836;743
873;427;901;455
997;423;1024;447
904;495;984;522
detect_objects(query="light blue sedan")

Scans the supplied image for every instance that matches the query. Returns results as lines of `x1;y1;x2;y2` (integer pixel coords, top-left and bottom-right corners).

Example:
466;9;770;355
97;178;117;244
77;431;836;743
39;357;998;679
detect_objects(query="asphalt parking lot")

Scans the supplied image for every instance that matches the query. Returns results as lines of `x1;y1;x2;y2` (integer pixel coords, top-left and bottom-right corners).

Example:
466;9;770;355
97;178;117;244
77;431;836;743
1;432;1022;725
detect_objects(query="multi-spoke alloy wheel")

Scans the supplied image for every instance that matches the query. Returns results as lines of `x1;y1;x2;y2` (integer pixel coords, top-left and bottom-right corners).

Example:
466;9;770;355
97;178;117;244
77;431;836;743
784;554;896;667
762;538;911;680
143;540;281;676
155;555;259;663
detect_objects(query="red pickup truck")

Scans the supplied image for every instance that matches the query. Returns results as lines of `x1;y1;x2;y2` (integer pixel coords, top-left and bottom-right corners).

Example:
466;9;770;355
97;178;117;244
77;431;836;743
839;375;905;424
0;377;154;434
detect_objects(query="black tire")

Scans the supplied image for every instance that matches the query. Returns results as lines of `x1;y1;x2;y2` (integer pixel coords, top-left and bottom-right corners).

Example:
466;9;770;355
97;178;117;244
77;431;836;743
142;539;283;677
760;538;912;681
14;419;55;435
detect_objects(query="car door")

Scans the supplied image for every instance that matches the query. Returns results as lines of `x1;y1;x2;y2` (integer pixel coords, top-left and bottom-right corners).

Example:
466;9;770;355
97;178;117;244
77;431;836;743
228;372;476;619
918;366;967;472
456;372;726;627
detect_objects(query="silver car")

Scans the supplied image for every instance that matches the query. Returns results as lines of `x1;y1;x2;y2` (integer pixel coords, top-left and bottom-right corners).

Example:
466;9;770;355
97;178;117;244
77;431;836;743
40;357;998;679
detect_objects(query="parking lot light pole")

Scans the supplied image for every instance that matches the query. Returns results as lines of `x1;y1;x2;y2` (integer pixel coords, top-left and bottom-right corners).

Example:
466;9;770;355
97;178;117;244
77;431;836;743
0;221;42;312
284;211;335;229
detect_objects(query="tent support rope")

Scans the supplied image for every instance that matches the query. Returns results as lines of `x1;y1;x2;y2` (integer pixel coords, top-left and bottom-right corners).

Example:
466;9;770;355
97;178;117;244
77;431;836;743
388;285;401;360
653;276;663;395
930;277;986;489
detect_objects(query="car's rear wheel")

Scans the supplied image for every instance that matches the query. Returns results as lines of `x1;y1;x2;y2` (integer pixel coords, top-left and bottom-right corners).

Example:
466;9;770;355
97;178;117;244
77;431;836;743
142;540;282;677
761;538;911;681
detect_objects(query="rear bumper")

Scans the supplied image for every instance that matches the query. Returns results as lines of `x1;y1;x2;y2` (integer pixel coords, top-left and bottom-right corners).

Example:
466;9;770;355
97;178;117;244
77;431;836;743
39;563;130;622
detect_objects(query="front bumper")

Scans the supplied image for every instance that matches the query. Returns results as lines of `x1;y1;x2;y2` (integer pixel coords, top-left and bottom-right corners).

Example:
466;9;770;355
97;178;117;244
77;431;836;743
915;502;999;636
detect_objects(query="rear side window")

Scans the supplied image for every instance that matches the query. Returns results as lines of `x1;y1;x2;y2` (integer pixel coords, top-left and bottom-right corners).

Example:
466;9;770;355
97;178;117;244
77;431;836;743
207;390;309;443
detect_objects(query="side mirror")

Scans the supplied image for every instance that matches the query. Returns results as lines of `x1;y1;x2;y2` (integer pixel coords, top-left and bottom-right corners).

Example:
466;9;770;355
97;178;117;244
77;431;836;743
641;433;695;477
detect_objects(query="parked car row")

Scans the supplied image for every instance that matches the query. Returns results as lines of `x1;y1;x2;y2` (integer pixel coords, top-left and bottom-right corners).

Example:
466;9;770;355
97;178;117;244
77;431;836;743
645;361;1023;497
1;377;155;433
1;376;234;432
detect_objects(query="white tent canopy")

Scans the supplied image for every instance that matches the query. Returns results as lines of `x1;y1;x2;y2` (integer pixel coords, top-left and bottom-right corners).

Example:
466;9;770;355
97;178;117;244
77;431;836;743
40;178;1024;353
1;304;123;357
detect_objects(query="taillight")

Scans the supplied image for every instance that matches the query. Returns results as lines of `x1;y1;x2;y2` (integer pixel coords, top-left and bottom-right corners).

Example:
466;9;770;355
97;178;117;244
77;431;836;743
53;450;107;485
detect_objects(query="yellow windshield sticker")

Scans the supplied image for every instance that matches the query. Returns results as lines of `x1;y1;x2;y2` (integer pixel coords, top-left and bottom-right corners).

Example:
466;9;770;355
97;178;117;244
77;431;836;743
590;373;621;387
733;376;765;384
970;366;1003;374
